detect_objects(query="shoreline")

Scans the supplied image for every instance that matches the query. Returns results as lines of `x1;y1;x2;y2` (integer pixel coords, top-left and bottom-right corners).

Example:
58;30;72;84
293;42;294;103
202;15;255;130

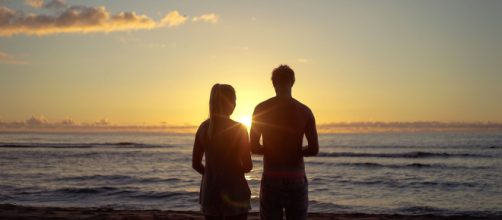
0;204;500;220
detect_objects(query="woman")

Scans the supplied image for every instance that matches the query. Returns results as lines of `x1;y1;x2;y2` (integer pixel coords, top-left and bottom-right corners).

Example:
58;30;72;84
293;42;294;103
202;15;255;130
192;84;253;220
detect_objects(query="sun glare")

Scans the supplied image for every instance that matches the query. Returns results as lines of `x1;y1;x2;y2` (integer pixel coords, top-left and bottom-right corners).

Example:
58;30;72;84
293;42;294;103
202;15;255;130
238;115;252;129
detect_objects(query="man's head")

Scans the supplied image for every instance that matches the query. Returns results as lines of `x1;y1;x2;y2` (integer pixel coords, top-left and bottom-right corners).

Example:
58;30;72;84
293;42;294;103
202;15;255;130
272;65;295;89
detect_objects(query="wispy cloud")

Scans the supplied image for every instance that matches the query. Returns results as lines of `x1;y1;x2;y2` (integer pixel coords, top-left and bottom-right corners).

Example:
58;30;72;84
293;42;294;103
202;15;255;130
0;51;28;64
60;118;75;126
296;58;308;63
24;0;43;8
43;0;66;9
317;121;502;133
1;116;502;133
192;13;219;24
160;10;187;27
0;115;197;133
0;6;157;36
0;4;219;37
25;115;48;126
25;0;66;9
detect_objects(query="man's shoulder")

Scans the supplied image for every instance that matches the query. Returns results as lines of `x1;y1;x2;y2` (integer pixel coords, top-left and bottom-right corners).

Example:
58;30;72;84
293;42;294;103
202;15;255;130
255;97;277;110
255;97;312;112
292;98;313;114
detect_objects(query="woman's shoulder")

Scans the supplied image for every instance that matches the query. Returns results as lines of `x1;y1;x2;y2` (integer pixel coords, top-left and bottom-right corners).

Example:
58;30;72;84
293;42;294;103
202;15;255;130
196;119;210;135
198;118;241;128
228;119;246;130
200;119;210;127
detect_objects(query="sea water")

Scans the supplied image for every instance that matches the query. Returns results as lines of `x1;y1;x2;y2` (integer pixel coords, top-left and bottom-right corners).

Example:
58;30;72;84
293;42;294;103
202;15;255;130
0;131;501;216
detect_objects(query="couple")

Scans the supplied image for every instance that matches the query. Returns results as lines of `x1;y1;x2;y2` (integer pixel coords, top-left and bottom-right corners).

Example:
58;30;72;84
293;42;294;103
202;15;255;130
192;65;319;220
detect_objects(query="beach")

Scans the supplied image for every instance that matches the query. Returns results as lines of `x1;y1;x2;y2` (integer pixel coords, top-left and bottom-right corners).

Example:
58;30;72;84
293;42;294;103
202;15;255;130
2;204;501;220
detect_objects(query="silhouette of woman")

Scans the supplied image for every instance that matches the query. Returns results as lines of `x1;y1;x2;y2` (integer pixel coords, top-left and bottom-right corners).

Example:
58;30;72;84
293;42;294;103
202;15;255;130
192;84;253;220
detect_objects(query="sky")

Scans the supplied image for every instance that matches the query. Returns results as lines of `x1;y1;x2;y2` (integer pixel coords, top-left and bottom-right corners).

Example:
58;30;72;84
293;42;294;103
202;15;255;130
1;0;502;129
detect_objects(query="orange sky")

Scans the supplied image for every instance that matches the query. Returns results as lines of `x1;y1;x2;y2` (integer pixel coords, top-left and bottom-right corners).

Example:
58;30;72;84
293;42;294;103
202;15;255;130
1;0;502;128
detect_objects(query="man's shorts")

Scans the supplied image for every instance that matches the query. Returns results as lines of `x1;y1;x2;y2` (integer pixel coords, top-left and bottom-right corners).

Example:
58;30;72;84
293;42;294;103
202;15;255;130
259;173;308;220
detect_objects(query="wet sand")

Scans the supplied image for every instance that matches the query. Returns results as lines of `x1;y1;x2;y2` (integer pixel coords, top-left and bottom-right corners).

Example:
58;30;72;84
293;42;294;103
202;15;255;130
0;204;499;220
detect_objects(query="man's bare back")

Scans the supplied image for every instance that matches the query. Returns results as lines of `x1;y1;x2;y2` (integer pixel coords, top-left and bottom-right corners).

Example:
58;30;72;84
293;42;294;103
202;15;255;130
251;96;318;173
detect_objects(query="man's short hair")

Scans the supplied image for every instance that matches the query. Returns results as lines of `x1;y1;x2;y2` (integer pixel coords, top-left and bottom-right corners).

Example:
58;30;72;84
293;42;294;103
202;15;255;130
271;65;295;87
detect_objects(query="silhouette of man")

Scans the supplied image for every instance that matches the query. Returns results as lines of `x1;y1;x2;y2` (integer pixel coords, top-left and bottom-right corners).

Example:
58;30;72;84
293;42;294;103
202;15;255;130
250;65;319;220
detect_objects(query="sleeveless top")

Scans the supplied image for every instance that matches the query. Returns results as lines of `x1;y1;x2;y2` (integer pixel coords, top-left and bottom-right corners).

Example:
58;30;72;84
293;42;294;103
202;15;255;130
194;119;251;216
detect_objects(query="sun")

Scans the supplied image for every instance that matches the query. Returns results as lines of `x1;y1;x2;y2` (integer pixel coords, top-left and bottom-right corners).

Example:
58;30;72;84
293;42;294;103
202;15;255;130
238;115;252;129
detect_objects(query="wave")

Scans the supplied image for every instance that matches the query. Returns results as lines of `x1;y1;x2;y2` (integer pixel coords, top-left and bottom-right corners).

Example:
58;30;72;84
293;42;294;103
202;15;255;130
330;178;481;189
308;200;354;213
0;142;174;149
393;205;453;215
325;145;502;149
55;175;183;184
391;205;501;216
309;200;502;216
488;146;502;149
44;187;199;200
126;191;192;200
55;186;123;194
327;162;489;170
317;151;488;158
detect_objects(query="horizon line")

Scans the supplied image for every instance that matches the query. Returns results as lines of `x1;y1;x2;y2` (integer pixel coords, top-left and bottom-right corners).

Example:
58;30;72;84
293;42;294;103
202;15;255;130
1;121;502;133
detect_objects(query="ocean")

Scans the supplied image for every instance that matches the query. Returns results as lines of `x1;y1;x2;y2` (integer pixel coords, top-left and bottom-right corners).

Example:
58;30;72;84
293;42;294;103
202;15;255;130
0;131;501;216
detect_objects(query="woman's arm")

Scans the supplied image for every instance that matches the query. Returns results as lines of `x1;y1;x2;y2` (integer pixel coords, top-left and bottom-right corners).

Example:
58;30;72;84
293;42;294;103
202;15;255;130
192;124;206;175
240;126;253;173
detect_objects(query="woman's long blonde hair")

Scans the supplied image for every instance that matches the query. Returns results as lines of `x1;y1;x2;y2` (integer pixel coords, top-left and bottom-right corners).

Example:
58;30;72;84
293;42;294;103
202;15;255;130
208;84;236;139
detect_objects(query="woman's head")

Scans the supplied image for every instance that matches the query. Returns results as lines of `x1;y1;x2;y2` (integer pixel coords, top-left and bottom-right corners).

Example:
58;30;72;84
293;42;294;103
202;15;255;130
209;84;236;118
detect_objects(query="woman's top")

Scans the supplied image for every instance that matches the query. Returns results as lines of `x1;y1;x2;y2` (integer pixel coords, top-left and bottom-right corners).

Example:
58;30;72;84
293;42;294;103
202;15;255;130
192;118;252;216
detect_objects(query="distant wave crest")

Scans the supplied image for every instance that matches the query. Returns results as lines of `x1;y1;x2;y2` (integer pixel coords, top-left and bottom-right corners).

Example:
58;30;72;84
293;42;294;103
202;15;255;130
47;187;198;200
317;151;487;158
0;142;174;149
55;175;183;184
327;162;489;170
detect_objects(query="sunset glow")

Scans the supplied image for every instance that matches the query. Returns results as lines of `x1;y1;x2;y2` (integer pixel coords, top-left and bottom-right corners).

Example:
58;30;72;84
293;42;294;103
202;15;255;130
1;0;502;131
238;115;252;129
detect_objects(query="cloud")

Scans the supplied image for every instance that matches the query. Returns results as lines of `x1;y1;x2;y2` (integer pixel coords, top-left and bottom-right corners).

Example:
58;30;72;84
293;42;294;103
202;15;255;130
317;121;502;133
296;58;308;63
44;0;66;9
0;116;197;133
25;0;67;9
25;115;49;126
0;51;28;64
25;0;43;8
160;10;187;27
1;117;502;134
60;118;75;126
192;13;219;24
0;6;157;36
94;118;111;126
0;5;219;36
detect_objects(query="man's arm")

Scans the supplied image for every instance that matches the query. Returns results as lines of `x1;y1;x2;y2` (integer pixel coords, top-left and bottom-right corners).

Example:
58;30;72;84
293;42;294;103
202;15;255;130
192;124;205;175
250;108;264;155
303;109;319;156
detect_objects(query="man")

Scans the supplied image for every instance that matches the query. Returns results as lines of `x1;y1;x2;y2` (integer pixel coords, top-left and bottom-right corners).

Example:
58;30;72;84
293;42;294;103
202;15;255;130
250;65;319;220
